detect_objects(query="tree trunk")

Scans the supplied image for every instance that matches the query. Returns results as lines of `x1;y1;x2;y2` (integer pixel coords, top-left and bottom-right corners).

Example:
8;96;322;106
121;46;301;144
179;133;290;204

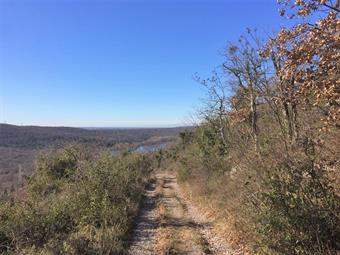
249;84;259;152
218;99;228;152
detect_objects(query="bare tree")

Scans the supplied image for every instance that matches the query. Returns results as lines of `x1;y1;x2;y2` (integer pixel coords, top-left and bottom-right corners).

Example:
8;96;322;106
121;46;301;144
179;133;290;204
222;33;262;152
195;71;230;152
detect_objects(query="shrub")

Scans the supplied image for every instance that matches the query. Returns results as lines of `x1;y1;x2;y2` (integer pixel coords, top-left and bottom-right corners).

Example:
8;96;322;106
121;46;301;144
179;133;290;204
0;145;153;254
173;115;339;254
257;156;340;255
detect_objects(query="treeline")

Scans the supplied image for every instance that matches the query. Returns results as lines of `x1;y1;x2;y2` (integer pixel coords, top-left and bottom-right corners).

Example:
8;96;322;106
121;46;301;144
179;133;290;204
165;1;339;254
0;145;154;254
0;124;189;149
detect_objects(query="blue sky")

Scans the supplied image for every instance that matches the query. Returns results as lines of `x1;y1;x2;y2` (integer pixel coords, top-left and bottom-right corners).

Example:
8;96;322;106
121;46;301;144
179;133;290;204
1;0;290;127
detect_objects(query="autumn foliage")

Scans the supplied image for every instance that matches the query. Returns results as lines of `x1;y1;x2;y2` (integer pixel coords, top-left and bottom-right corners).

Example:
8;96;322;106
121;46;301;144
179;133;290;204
264;0;340;127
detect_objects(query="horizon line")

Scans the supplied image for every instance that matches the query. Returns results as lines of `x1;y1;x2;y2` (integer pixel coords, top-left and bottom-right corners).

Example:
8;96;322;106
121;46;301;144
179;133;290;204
0;122;191;129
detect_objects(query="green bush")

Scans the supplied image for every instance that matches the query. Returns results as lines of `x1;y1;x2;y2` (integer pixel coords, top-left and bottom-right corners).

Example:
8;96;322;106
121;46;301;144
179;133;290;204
257;156;340;255
0;145;153;254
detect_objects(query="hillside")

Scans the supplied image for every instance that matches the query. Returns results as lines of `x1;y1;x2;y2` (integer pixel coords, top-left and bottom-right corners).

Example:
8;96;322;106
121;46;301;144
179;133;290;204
0;124;190;149
0;124;191;193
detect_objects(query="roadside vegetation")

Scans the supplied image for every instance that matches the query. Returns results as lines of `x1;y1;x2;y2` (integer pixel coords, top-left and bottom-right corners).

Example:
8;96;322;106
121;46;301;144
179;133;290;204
0;144;154;254
162;1;339;254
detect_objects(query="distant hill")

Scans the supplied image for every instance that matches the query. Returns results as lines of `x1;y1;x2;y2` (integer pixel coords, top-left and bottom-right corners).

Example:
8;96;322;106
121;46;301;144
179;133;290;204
0;123;192;193
0;124;191;149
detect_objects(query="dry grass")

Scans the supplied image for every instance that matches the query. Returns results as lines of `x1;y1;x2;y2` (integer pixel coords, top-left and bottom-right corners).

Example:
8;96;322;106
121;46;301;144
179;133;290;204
153;173;205;255
154;227;178;254
154;180;178;254
178;181;252;254
154;226;201;254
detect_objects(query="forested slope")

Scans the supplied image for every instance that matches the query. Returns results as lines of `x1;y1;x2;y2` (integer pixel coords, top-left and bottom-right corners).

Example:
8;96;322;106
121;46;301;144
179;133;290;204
162;1;340;254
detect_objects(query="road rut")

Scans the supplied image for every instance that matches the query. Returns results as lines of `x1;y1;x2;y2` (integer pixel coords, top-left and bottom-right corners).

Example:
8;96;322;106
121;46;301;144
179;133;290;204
128;172;235;255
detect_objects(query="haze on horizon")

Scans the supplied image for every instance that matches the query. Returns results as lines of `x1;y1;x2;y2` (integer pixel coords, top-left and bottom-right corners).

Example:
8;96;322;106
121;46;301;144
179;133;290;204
1;0;288;127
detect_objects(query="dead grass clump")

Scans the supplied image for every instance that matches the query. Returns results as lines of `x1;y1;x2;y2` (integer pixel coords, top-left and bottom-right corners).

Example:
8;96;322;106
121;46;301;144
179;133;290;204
154;227;178;254
154;226;202;255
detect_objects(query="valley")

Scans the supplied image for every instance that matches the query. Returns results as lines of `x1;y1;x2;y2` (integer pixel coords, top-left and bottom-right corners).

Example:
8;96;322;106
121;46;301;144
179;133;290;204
0;123;189;193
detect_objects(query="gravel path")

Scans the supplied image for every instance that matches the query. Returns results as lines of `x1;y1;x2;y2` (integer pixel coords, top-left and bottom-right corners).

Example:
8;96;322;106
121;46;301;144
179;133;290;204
128;172;236;255
128;180;158;255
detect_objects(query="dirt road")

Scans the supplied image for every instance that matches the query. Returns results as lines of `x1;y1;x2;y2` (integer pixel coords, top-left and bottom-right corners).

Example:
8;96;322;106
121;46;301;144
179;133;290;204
128;172;235;255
